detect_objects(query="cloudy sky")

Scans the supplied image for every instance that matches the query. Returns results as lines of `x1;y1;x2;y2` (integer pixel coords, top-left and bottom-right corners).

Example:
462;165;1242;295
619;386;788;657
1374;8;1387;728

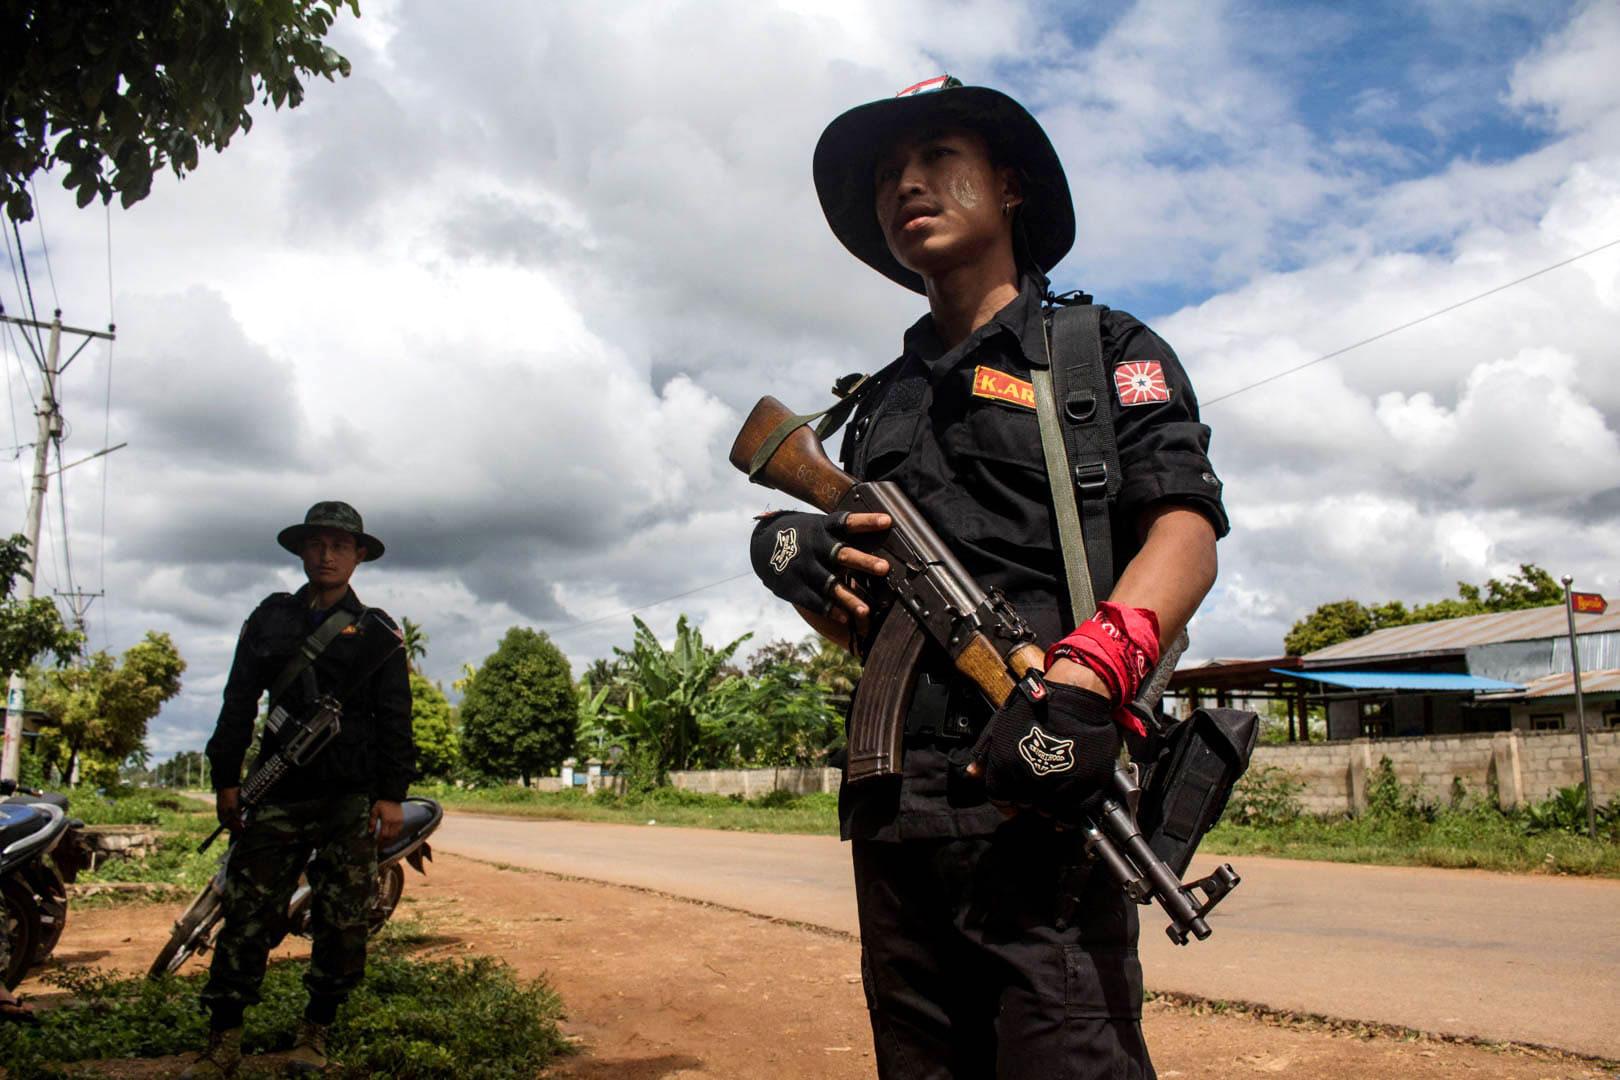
3;0;1618;759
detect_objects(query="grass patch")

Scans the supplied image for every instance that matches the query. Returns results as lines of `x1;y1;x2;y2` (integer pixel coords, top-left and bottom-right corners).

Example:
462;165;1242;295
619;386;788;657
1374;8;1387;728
0;927;567;1078
1205;760;1620;877
67;789;220;907
419;781;841;835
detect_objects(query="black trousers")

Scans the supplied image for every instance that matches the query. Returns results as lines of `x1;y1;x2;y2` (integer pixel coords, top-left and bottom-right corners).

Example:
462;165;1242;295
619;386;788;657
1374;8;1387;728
853;818;1154;1079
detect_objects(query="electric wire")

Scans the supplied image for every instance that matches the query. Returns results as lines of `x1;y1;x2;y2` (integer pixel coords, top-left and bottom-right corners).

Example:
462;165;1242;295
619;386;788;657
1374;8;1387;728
2;223;44;366
27;180;60;312
551;570;754;632
1201;237;1620;408
7;216;46;363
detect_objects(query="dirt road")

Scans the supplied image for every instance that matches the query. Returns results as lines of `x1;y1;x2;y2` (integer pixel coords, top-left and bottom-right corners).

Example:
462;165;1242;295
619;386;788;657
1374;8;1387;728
17;853;1610;1078
433;813;1620;1060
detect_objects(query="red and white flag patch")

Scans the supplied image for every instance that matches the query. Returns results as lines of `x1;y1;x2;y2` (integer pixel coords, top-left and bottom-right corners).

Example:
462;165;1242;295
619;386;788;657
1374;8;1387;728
1113;361;1171;406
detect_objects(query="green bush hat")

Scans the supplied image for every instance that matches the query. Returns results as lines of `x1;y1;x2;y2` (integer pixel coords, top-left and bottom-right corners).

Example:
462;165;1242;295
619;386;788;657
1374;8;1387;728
813;75;1076;295
277;501;385;561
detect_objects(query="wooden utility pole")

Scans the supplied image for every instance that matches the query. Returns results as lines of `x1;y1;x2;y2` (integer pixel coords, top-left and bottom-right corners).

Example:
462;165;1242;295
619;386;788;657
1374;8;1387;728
0;311;115;783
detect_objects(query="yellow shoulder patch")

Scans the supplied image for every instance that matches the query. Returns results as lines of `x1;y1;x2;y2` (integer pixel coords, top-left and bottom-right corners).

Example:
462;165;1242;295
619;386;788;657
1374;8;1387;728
972;365;1035;410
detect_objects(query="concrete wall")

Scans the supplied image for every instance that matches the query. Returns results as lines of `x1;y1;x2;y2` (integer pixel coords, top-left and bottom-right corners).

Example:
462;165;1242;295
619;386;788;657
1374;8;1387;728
666;766;840;798
1252;729;1619;815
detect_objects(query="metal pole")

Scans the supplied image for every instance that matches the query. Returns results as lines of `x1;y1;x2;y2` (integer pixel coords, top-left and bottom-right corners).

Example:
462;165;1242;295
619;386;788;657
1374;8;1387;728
1;316;62;782
1560;575;1597;840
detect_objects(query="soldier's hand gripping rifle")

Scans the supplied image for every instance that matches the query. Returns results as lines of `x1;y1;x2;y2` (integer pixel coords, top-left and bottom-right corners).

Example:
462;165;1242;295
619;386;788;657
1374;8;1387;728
199;612;404;853
731;396;1240;944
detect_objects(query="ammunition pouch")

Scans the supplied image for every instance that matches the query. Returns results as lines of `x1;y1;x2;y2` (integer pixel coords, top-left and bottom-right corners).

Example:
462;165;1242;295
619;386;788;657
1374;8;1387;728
1137;708;1259;877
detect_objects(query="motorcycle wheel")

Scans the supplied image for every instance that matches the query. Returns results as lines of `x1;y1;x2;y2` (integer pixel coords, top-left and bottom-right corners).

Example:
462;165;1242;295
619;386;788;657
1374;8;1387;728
148;882;224;979
1;877;36;990
367;862;405;935
29;862;68;964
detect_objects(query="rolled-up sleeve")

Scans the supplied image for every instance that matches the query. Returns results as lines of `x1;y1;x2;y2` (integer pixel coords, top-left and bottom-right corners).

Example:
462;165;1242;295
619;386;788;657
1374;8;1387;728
1105;313;1230;538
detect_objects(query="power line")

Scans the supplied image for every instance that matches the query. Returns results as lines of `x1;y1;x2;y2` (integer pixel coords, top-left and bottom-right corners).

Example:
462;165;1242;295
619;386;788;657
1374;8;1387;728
1;225;43;366
28;181;60;312
550;570;754;632
1201;237;1620;408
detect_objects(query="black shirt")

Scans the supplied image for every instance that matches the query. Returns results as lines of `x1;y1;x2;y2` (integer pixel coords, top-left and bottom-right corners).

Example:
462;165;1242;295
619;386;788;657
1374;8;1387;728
207;584;415;804
837;276;1227;841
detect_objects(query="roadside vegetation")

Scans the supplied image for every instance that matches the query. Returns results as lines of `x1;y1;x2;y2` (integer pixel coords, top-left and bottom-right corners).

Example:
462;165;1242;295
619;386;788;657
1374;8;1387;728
0;924;567;1079
63;789;219;906
419;780;841;835
1205;759;1620;876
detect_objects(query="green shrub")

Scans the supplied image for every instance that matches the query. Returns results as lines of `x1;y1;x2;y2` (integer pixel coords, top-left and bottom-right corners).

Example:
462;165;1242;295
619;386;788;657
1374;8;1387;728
1520;783;1620;840
0;936;566;1078
1228;765;1303;826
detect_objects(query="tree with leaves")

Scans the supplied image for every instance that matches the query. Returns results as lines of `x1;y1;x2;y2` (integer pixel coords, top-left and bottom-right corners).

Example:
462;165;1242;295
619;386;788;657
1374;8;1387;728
408;673;457;779
400;617;428;674
1285;563;1568;655
2;0;359;221
31;630;184;785
458;627;575;785
0;534;79;677
600;616;751;783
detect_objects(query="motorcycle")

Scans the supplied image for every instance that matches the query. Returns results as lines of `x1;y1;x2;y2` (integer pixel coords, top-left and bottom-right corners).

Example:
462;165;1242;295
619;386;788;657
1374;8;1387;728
149;795;443;978
0;780;87;988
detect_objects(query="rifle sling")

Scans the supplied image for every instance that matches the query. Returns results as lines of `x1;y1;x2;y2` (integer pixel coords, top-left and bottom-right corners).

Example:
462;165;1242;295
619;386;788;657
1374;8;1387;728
266;607;359;710
746;374;873;482
1034;303;1119;622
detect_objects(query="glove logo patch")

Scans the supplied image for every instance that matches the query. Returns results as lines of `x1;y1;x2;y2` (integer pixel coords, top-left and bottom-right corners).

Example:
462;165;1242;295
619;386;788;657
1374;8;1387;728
770;527;799;574
1018;724;1075;776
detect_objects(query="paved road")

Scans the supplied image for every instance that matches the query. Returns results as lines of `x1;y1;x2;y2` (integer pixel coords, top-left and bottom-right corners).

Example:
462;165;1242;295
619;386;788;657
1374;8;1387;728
434;813;1620;1059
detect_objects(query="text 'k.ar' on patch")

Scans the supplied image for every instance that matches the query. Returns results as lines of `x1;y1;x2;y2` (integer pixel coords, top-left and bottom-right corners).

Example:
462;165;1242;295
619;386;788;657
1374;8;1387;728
1113;360;1171;406
972;365;1035;410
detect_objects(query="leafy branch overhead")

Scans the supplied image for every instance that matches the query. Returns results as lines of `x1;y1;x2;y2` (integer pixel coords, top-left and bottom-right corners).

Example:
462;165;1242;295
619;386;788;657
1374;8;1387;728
1;0;360;221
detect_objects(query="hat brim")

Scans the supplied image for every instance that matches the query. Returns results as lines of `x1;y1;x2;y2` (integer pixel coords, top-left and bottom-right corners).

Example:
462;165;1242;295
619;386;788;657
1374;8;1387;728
813;85;1075;294
277;524;385;562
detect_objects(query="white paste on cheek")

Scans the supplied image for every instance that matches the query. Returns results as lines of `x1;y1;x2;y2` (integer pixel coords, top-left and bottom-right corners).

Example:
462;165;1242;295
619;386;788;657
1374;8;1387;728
947;166;981;210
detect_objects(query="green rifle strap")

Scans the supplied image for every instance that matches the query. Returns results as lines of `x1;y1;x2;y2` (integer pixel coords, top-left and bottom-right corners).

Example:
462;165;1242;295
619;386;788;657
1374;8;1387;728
745;374;872;482
266;607;359;708
1031;355;1097;621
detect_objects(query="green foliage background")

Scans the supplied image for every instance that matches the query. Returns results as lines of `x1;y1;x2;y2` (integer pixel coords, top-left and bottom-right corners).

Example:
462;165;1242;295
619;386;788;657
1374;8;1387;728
459;627;575;784
1283;563;1564;655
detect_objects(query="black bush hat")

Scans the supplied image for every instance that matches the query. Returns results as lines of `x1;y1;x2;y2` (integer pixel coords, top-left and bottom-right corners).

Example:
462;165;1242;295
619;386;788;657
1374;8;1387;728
277;501;385;561
813;75;1075;294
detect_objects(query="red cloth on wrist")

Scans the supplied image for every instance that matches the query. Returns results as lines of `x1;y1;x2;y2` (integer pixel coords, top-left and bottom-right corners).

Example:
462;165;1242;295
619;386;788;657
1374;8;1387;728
1045;603;1162;737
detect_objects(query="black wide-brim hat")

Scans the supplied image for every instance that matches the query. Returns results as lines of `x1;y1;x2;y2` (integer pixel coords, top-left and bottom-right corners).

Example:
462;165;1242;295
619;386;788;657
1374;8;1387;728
277;500;385;561
813;76;1075;294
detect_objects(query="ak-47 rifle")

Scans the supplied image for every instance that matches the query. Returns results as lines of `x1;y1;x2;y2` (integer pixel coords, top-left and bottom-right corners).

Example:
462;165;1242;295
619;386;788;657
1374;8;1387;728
199;611;404;853
731;396;1240;944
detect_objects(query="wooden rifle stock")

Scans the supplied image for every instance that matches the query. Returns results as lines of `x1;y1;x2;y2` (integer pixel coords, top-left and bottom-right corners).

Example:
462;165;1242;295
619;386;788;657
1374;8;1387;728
729;397;855;513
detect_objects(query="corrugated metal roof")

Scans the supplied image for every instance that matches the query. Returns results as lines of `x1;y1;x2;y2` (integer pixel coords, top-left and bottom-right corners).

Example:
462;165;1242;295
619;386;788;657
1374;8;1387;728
1481;668;1620;699
1276;669;1523;692
1303;604;1620;664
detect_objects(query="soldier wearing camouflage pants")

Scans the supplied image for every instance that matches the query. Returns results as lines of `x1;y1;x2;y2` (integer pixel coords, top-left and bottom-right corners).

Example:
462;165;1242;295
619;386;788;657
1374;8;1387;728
184;503;414;1078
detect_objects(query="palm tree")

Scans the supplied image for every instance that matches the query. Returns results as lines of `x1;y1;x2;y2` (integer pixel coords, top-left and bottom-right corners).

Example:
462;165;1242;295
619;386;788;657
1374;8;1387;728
401;617;429;674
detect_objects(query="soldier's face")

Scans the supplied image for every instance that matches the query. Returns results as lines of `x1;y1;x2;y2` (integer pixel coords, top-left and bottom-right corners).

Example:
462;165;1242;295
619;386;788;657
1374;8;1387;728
301;529;364;590
874;126;1020;279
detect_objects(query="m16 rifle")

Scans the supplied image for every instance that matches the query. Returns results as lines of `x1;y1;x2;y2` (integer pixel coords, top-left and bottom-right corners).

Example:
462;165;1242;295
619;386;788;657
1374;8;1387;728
199;611;403;853
732;396;1241;944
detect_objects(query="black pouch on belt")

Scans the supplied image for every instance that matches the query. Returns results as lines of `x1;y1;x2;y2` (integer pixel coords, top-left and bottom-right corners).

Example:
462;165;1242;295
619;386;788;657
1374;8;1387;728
1136;708;1260;877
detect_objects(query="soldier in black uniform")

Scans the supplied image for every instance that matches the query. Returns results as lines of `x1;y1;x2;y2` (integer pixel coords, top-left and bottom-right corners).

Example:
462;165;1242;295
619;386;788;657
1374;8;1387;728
183;502;414;1078
748;78;1228;1077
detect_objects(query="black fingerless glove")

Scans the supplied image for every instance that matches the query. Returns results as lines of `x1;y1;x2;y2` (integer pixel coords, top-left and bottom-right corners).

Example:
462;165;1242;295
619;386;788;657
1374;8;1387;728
749;510;850;614
973;679;1121;821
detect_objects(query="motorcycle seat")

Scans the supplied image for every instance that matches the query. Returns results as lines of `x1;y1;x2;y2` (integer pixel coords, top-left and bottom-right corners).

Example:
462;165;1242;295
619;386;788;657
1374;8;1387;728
1;791;69;811
381;798;442;860
0;803;52;854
